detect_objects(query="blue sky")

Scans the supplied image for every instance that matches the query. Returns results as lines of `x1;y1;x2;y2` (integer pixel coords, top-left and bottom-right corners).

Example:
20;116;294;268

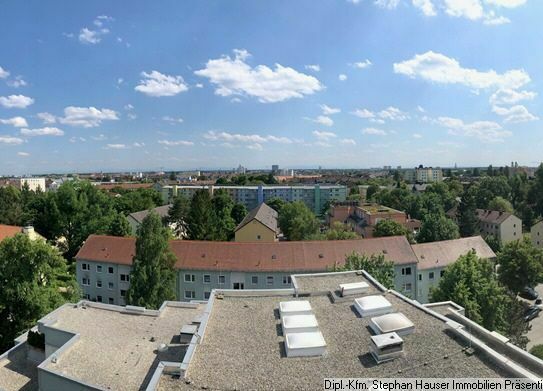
0;0;541;174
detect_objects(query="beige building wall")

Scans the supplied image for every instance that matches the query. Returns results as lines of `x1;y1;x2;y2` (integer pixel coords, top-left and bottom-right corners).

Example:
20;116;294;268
498;215;522;244
235;220;277;242
532;221;543;249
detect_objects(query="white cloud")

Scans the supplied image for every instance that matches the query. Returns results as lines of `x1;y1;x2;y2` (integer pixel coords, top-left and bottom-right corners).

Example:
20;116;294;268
17;152;30;157
59;106;119;128
362;128;387;136
413;133;423;138
37;112;57;124
91;134;107;141
483;12;510;25
313;130;337;141
492;105;539;123
162;116;184;123
79;27;109;44
0;66;9;79
485;0;526;7
20;127;64;136
353;59;372;69
444;0;484;20
412;0;437;15
305;64;320;72
195;49;322;103
247;143;263;151
105;143;128;149
340;138;357;145
320;104;341;115
0;95;34;108
0;135;23;145
204;130;293;144
0;116;28;127
352;108;375;119
124;104;134;110
69;136;87;143
417;105;426;113
158;140;194;146
312;115;334;127
195;83;204;88
375;0;400;9
338;74;348;81
352;106;409;121
132;142;145;147
135;71;188;97
489;88;536;105
7;76;27;88
433;116;512;142
394;51;530;91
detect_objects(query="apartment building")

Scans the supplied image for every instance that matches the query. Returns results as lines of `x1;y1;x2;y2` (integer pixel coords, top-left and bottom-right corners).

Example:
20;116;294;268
234;202;279;242
127;204;172;235
531;220;543;249
403;166;443;183
11;177;46;192
447;207;522;244
155;183;347;215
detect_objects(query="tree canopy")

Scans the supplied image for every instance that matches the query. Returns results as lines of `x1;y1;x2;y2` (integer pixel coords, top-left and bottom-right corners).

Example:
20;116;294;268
278;201;320;241
373;219;412;242
497;237;543;294
416;213;459;243
331;251;394;289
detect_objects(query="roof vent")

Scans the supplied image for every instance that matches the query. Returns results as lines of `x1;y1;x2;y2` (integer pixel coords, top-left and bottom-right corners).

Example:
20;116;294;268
354;295;393;317
370;313;415;336
339;281;369;297
382;249;388;254
201;253;206;258
272;254;277;260
284;331;326;357
282;314;319;334
319;253;324;258
279;300;312;317
370;332;404;363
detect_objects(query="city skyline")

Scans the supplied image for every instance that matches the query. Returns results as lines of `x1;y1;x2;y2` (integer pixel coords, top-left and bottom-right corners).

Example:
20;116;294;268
1;0;541;174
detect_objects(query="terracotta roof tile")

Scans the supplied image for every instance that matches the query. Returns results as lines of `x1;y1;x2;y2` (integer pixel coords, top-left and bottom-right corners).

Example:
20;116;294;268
0;224;22;242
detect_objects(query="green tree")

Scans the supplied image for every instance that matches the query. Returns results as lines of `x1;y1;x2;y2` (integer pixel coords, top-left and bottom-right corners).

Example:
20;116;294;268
373;219;413;242
0;234;79;351
187;190;213;240
107;213;131;237
497;237;543;294
484;235;501;253
210;189;236;241
126;212;176;309
266;197;286;213
488;196;514;213
323;222;358;240
331;252;395;289
457;186;478;237
366;184;380;201
431;251;529;347
278;201;320;241
166;195;190;237
112;188;162;215
231;203;248;225
0;186;23;225
417;213;459;243
530;345;543;360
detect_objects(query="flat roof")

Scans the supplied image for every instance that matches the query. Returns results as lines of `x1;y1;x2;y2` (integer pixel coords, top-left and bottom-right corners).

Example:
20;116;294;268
358;203;404;215
0;342;39;391
161;273;512;390
41;302;203;390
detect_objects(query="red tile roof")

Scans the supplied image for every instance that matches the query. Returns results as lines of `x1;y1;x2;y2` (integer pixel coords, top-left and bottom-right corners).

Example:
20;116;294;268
75;234;418;272
0;224;22;242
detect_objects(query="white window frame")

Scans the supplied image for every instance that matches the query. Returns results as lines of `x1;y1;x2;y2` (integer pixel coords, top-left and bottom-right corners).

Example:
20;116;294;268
203;274;211;284
184;273;196;283
108;266;114;274
282;276;291;285
108;282;114;290
218;275;226;284
96;280;102;288
82;263;90;271
82;277;90;286
184;290;196;299
96;265;102;273
120;274;130;283
204;291;211;300
266;276;274;286
402;283;412;293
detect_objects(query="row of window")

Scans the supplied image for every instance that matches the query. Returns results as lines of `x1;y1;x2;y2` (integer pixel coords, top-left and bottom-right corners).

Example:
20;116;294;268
82;275;129;288
81;263;133;279
184;290;212;300
83;292;126;303
184;273;291;285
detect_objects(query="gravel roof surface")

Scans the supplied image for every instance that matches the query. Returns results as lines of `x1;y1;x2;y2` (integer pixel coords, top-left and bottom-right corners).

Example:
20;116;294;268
294;272;382;295
43;304;202;391
160;281;507;390
0;343;39;391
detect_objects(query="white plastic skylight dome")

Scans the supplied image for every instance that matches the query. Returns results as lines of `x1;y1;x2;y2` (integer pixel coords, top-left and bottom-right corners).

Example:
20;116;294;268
354;295;393;317
282;314;319;334
279;300;312;317
370;312;415;336
284;331;327;357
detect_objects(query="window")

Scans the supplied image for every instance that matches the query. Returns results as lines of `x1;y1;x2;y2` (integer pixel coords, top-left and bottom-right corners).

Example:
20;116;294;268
203;274;211;284
82;278;90;286
96;280;102;288
96;265;102;273
96;295;103;303
108;282;114;290
267;276;274;285
401;267;412;276
108;267;114;274
429;272;434;280
184;274;196;283
514;232;516;236
184;290;196;299
82;263;90;271
120;274;130;282
218;275;226;284
282;276;291;285
257;235;261;240
402;283;412;292
120;290;126;298
251;276;258;285
108;297;114;304
418;274;422;281
84;294;91;300
204;291;211;300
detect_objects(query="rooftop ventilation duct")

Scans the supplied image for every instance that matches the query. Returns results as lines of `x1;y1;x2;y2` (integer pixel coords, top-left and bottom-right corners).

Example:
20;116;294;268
339;281;369;297
370;332;404;363
370;313;415;336
354;295;393;317
279;300;313;317
284;331;327;357
282;314;319;334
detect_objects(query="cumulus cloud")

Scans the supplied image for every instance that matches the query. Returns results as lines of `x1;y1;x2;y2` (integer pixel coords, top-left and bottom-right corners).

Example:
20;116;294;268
352;59;372;69
485;0;526;8
195;49;322;103
0;66;9;79
0;95;34;108
58;106;119;128
37;112;57;124
158;140;194;146
375;0;400;9
204;130;293;144
320;104;341;115
352;106;409;121
338;74;348;81
135;71;189;97
489;88;536;105
20;127;64;136
313;115;334;127
162;116;184;123
305;64;320;72
78;16;113;44
340;138;357;145
492;105;539;123
0;116;28;127
312;130;337;141
247;143;263;151
412;0;437;16
17;152;30;157
432;116;512;142
394;51;530;91
352;109;375;119
7;76;27;88
362;128;387;136
0;135;24;145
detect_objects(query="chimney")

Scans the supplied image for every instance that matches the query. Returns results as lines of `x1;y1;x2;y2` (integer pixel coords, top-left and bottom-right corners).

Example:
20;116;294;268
22;226;35;236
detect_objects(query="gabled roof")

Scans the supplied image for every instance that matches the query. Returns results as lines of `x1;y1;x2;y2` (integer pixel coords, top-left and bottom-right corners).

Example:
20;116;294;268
476;209;517;224
235;202;278;233
0;224;22;242
412;236;496;270
75;234;418;272
128;204;172;224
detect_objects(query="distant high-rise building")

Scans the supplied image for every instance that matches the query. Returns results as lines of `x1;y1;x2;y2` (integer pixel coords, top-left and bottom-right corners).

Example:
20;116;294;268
403;166;443;183
271;164;279;173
